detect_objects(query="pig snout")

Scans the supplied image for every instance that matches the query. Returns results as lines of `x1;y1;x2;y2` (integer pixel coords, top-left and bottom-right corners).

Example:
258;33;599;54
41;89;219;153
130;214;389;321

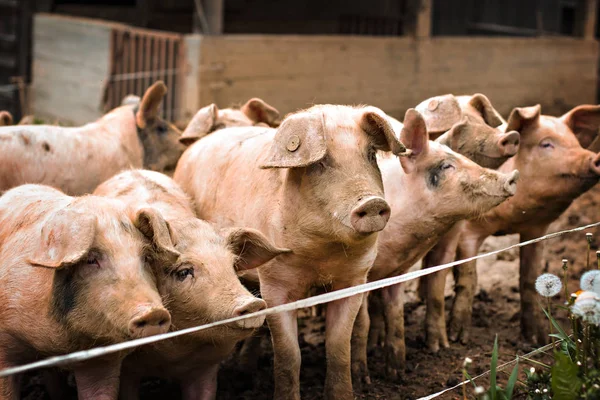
128;306;171;338
503;170;520;196
590;153;600;176
497;131;520;157
350;196;391;234
233;297;267;329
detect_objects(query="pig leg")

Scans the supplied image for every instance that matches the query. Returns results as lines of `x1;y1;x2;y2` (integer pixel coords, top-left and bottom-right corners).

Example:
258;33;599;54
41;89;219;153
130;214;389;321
325;291;365;400
181;363;220;400
351;293;371;390
381;284;405;380
261;277;304;400
0;375;17;400
519;228;549;345
367;290;385;348
238;332;266;372
423;229;460;353
74;358;122;400
448;236;485;344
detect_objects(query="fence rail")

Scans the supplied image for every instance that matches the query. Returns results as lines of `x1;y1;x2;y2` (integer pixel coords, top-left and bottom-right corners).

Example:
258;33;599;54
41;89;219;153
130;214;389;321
1;221;598;398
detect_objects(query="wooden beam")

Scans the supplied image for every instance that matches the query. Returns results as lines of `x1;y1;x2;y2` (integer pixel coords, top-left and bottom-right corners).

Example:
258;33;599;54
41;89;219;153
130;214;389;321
204;0;224;35
584;0;598;40
575;0;598;40
407;0;431;38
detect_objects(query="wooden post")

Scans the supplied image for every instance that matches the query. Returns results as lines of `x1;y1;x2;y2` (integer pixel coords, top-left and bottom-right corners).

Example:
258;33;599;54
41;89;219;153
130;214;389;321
204;0;224;35
193;0;223;34
576;0;598;40
407;0;431;38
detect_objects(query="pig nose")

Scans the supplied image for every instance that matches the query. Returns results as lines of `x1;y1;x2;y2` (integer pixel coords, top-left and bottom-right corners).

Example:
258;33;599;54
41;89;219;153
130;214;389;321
128;307;171;338
234;298;267;329
350;196;391;234
503;170;520;196
498;131;520;157
590;153;600;176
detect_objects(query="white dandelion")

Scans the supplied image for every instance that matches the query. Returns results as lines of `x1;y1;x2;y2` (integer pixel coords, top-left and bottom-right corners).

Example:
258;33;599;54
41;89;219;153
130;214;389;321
572;291;600;325
580;270;600;292
474;387;485;395
463;357;472;368
535;273;562;297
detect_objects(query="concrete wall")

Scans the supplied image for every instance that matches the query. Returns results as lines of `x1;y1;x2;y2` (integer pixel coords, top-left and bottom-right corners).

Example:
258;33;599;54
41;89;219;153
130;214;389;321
191;35;599;120
32;14;115;125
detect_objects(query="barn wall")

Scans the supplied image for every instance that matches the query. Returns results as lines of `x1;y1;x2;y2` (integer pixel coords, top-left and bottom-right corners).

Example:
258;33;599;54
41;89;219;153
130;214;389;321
190;35;598;120
32;14;114;125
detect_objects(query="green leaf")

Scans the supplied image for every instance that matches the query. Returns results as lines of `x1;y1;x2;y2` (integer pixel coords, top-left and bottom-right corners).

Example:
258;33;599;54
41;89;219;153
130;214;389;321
542;307;576;350
551;351;583;400
490;335;498;400
505;357;519;400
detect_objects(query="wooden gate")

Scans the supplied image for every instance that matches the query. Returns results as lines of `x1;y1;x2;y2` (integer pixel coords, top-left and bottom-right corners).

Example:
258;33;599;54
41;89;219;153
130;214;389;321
103;26;184;122
0;0;32;121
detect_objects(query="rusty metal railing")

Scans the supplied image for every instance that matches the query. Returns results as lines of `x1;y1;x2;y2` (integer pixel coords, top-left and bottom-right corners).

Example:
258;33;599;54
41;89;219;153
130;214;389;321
103;26;184;122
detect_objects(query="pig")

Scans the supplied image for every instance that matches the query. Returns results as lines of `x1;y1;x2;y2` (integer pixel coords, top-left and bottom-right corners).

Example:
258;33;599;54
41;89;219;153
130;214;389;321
0;81;184;196
433;104;600;346
93;169;289;399
174;104;408;400
412;94;521;352
0;184;178;400
0;111;12;126
350;109;519;384
416;93;520;168
178;97;281;145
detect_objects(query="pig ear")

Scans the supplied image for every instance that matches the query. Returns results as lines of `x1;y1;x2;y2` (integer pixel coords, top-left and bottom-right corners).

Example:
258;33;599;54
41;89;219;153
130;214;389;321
415;94;462;135
0;111;13;126
136;81;167;129
436;116;469;147
506;105;541;133
223;227;291;271
468;94;504;128
179;104;219;146
28;209;97;269
560;105;600;148
133;207;180;260
359;110;408;155
399;109;429;174
241;98;280;126
259;112;327;169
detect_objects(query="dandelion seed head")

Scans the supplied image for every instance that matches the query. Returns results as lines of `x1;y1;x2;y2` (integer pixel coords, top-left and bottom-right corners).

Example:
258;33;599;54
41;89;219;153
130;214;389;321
474;387;485;395
580;270;600;291
535;273;562;297
535;389;541;394
463;357;472;368
530;367;535;374
543;388;548;393
572;291;600;326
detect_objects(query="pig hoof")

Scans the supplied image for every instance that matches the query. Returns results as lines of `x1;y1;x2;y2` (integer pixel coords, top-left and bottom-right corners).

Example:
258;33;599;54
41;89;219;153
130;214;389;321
426;334;450;353
351;361;372;390
383;346;406;381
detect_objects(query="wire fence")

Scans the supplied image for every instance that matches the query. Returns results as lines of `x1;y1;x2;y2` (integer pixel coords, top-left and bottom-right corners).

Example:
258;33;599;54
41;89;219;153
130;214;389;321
0;220;597;384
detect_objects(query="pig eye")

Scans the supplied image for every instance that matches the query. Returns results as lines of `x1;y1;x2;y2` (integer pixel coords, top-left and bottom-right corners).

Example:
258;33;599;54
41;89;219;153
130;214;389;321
174;267;194;282
441;163;454;171
539;139;554;149
156;124;168;135
86;254;100;268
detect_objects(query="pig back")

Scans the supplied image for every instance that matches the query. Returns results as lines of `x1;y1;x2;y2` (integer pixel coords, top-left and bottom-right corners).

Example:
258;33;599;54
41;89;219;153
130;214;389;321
175;126;283;238
0;109;143;195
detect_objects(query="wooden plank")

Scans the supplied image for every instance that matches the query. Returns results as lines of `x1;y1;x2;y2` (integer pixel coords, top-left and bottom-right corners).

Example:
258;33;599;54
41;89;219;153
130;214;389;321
195;35;598;119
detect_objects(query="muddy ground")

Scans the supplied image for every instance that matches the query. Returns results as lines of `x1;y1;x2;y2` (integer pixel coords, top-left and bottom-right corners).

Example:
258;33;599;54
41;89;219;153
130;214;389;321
21;184;600;400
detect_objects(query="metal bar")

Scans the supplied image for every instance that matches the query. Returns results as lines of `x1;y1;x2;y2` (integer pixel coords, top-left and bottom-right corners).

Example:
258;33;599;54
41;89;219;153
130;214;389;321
159;38;167;118
116;30;125;111
467;22;539;36
136;34;143;97
166;38;174;121
143;35;151;96
128;31;135;98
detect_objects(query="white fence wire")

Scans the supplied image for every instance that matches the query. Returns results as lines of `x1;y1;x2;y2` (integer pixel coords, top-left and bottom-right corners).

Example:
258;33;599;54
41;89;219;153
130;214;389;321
0;221;598;398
